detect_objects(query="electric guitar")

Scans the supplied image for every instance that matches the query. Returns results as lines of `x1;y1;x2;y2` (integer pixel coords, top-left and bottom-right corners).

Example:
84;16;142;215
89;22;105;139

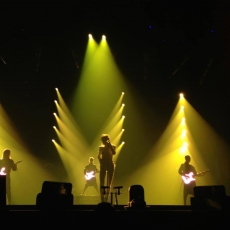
0;167;6;175
85;171;99;180
182;169;209;184
0;160;22;175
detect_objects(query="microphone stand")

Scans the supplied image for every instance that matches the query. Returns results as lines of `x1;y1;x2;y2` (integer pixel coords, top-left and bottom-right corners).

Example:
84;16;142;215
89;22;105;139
113;186;123;205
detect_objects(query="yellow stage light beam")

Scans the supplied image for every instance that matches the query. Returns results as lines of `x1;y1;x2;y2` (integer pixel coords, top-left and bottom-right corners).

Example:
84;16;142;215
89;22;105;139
139;109;187;160
97;95;125;135
54;91;89;148
88;34;93;40
73;85;125;158
181;129;186;138
71;33;127;144
179;93;184;98
54;90;100;181
0;104;51;204
52;139;85;192
55;88;83;128
53;126;78;156
109;115;125;143
54;99;87;144
113;129;125;147
90;112;125;156
54;96;79;131
180;141;188;154
82;34;98;70
113;130;125;163
114;141;125;163
53;98;96;187
55;88;76;117
89;93;125;151
123;92;230;205
53;113;78;147
53;113;87;159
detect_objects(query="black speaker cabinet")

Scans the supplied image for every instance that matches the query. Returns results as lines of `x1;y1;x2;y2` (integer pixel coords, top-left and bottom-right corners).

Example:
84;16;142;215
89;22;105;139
191;185;228;210
0;175;6;208
36;181;73;210
127;185;146;209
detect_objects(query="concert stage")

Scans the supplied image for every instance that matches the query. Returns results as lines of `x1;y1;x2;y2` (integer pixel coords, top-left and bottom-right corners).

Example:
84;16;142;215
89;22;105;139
1;181;229;227
1;204;229;228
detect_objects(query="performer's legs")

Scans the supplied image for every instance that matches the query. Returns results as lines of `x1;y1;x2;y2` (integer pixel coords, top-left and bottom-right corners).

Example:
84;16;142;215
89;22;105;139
93;184;100;194
99;167;106;202
82;184;88;195
105;164;115;202
183;185;187;205
6;177;11;205
184;183;195;205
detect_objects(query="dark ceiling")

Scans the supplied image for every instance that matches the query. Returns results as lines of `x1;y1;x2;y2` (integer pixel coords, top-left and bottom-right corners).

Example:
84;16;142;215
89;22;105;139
1;0;230;160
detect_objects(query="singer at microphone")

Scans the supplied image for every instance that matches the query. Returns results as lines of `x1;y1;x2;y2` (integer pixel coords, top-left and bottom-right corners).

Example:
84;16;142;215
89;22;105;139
98;134;116;202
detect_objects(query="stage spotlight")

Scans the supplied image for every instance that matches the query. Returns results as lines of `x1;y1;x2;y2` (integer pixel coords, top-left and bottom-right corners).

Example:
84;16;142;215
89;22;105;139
181;117;185;125
122;115;125;119
55;88;58;91
180;93;184;98
122;92;125;95
181;130;186;138
180;142;188;153
102;35;106;39
88;34;93;39
122;104;125;107
53;113;57;116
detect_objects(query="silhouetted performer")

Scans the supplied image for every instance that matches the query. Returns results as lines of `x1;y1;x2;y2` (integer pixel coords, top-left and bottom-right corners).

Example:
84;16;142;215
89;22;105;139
98;134;116;202
178;155;204;205
82;157;100;195
0;149;18;204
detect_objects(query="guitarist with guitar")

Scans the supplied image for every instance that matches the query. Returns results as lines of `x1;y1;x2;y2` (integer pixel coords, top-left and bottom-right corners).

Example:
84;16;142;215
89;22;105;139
178;155;208;205
0;149;22;204
82;157;100;196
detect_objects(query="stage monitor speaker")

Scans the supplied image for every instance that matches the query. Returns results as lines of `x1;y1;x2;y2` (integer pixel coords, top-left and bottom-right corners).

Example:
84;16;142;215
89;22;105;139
41;181;72;195
36;181;73;210
127;184;146;209
192;185;228;210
